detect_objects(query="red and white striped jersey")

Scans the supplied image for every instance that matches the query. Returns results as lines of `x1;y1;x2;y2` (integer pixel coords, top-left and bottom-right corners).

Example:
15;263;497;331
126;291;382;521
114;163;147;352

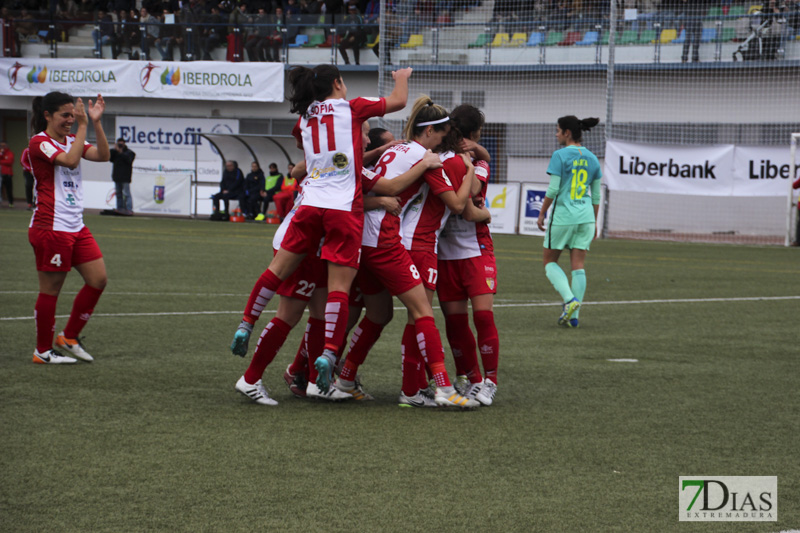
28;131;92;233
399;147;462;253
362;141;444;249
292;96;386;213
438;158;494;260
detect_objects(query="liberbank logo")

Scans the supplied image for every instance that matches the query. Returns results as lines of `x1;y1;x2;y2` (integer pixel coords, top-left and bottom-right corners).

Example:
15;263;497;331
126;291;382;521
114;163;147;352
679;476;777;522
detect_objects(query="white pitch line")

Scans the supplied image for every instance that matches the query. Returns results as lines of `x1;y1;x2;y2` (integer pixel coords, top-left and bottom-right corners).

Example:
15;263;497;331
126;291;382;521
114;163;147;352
1;295;798;322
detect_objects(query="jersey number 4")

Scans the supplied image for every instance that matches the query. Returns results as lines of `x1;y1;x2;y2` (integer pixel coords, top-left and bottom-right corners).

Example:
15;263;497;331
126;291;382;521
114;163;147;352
308;115;336;154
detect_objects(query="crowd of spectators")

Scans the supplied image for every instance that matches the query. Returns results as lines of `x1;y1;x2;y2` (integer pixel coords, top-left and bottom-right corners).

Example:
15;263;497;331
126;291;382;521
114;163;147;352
492;0;800;33
1;0;798;59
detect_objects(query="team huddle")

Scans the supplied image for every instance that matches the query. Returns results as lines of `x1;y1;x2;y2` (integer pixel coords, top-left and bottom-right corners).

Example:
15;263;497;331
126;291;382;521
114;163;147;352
24;65;602;410
229;65;497;408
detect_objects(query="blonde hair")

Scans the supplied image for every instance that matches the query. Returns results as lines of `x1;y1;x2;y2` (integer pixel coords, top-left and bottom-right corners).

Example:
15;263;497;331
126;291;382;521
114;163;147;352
402;95;449;141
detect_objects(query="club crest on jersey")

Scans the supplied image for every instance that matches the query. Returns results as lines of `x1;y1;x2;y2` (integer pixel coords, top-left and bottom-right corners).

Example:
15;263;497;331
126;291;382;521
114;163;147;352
40;141;57;158
333;152;349;170
406;194;423;213
486;278;496;291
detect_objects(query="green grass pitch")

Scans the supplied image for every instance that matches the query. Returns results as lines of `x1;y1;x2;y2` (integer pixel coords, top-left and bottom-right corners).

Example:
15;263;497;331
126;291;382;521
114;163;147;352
1;209;798;532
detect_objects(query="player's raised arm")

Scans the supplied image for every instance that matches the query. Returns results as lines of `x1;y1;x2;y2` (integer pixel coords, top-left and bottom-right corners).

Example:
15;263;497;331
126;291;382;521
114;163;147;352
384;68;413;114
85;95;110;162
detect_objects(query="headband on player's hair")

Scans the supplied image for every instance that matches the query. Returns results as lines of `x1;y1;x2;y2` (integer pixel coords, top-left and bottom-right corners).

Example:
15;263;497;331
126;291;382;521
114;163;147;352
416;117;449;127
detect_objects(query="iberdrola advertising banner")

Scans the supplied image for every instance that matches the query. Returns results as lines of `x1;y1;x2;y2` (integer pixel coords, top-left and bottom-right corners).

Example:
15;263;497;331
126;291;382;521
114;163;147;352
0;58;284;102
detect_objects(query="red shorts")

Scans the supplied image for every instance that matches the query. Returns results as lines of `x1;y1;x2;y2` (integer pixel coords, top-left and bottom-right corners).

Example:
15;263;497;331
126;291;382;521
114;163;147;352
274;248;327;301
408;249;439;291
357;244;423;296
280;205;363;269
29;226;103;272
437;253;497;302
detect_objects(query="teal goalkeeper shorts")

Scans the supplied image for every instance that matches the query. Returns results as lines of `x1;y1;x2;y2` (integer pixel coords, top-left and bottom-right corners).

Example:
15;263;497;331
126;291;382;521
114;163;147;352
544;222;596;251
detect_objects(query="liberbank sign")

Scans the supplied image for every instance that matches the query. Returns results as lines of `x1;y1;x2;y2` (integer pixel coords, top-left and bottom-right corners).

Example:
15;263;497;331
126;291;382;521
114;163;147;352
605;140;799;197
1;58;283;102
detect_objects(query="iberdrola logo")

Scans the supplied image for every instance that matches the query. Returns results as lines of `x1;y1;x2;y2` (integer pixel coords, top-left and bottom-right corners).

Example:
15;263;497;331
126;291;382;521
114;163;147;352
139;63;180;93
161;67;180;86
7;61;26;91
27;65;48;84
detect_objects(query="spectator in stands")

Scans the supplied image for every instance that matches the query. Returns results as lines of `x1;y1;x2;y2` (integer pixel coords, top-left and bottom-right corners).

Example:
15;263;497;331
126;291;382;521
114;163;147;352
119;9;141;58
211;160;244;220
139;6;160;60
242;161;266;219
92;9;118;59
245;7;270;60
678;0;703;63
159;9;179;60
364;0;380;23
1;8;21;57
179;0;204;60
228;2;248;61
628;0;662;34
339;3;366;64
286;0;302;16
202;5;225;60
256;162;283;220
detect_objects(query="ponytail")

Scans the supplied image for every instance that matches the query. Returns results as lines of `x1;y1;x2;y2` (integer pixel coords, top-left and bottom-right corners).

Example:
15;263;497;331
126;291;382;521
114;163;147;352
557;115;600;143
31;91;74;134
288;64;341;117
402;95;449;141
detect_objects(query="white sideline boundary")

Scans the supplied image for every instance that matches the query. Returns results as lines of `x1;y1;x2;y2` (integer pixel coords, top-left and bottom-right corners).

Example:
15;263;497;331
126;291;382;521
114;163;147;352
2;295;799;322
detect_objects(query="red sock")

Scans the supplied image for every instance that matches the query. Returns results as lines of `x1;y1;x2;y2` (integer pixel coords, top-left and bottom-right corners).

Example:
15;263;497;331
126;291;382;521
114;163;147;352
401;324;424;396
323;291;349;353
62;284;104;339
445;313;481;383
244;318;292;384
288;332;308;377
415;316;451;387
242;269;282;325
305;317;325;382
35;293;58;353
340;317;384;381
474;310;499;384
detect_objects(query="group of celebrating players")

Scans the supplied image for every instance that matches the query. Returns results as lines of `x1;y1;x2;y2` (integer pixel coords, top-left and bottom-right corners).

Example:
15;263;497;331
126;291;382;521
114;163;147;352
23;63;603;411
229;64;499;408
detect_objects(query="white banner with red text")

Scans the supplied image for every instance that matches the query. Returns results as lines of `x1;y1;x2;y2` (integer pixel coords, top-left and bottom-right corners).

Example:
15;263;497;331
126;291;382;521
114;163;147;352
0;58;284;101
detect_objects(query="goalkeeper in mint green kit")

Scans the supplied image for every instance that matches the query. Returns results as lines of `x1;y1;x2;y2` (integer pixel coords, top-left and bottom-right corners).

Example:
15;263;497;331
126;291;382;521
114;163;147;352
536;115;602;328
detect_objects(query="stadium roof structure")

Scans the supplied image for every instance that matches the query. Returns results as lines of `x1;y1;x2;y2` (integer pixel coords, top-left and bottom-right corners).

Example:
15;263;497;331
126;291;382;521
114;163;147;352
194;133;296;186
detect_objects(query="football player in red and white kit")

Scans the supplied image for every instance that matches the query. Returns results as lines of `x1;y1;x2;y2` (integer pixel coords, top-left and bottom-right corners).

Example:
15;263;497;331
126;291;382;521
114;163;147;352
27;91;110;364
229;64;412;396
344;96;484;407
331;122;481;407
231;120;439;406
437;104;499;406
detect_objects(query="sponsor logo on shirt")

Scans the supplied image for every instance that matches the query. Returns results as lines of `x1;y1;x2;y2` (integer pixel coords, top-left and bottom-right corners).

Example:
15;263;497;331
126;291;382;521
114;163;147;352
333;152;349;170
39;141;57;158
